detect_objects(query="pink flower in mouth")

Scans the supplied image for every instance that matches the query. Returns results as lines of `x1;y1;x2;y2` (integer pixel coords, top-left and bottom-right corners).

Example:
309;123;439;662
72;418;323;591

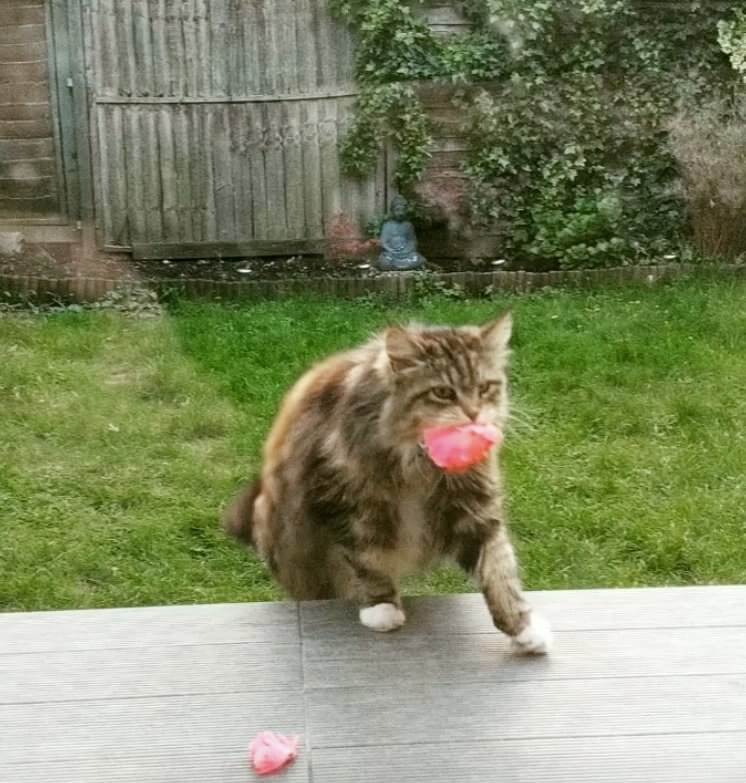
249;731;300;775
422;423;502;473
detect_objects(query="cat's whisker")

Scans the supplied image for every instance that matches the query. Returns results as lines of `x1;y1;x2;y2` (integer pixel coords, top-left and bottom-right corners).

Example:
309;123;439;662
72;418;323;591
504;404;539;436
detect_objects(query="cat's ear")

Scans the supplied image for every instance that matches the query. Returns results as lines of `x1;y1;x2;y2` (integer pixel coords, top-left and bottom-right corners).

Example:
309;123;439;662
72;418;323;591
385;327;422;372
480;312;512;354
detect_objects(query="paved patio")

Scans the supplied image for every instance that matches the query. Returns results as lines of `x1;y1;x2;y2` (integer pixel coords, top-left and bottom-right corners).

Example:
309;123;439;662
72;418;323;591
1;585;745;782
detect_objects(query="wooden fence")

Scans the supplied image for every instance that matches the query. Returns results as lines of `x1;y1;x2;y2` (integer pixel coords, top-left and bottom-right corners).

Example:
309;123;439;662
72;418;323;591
2;2;477;259
81;0;387;259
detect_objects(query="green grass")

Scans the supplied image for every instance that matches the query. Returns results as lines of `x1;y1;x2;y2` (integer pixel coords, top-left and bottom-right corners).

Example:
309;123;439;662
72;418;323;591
2;278;745;611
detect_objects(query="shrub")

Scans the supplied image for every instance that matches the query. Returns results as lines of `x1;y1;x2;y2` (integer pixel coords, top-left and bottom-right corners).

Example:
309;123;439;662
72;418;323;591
333;0;739;268
668;97;746;260
718;9;746;83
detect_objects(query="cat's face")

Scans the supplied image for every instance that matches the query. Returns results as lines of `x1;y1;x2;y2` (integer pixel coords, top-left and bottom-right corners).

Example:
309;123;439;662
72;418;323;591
385;314;512;442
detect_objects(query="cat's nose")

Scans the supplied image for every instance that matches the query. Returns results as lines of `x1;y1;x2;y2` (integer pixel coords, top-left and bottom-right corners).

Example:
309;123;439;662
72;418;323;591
461;402;480;421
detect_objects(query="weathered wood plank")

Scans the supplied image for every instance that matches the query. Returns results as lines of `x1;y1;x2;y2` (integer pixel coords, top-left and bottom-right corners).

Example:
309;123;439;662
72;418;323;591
132;0;155;96
164;0;183;97
316;0;336;88
0;691;306;767
67;0;95;230
188;103;205;241
247;103;268;239
38;0;67;226
110;105;129;244
173;105;193;241
233;104;253;239
301;586;746;639
83;0;108;244
213;104;236;240
242;0;262;95
209;0;227;96
142;108;164;240
157;106;179;240
301;99;323;239
116;0;135;94
263;102;288;239
227;0;243;97
105;0;122;96
307;674;746;748
319;98;341;226
279;0;298;95
294;0;316;93
202;107;218;239
0;641;301;703
123;106;146;242
312;734;746;783
94;105;113;241
332;0;355;84
180;0;197;95
260;0;279;94
304;624;746;689
283;101;305;238
1;749;310;783
0;601;299;654
196;0;211;96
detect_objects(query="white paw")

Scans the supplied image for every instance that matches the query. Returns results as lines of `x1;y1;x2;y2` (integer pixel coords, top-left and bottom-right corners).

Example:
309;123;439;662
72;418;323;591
511;613;553;655
359;603;406;632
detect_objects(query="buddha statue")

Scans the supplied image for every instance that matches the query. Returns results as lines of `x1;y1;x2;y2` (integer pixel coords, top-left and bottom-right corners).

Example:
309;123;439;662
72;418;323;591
377;196;426;272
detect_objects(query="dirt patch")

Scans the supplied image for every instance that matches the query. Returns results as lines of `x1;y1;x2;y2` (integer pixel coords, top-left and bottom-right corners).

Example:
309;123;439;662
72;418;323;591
0;246;134;281
0;247;503;285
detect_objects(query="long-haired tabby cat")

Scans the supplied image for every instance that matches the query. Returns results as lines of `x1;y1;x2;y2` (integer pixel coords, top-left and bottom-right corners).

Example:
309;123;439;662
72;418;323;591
223;313;552;654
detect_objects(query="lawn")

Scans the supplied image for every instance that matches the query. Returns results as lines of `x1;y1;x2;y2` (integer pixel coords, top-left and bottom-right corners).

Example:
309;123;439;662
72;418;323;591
1;278;745;612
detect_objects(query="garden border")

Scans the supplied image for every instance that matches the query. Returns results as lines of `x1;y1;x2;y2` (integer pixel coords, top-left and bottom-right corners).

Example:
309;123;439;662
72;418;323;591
1;264;745;305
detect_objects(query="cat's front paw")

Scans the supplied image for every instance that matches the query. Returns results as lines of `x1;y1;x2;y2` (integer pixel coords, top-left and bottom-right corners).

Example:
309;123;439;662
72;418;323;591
359;602;406;632
511;612;553;655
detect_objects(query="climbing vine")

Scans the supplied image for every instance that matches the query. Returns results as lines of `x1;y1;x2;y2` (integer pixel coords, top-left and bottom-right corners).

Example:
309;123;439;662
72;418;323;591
331;0;742;268
719;9;746;82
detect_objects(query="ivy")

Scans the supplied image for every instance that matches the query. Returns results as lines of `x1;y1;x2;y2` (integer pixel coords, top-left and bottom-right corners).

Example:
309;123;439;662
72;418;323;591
340;83;433;187
332;0;741;268
718;9;746;82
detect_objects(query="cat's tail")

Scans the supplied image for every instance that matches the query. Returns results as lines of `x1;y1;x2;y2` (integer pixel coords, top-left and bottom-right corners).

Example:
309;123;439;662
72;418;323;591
221;478;262;548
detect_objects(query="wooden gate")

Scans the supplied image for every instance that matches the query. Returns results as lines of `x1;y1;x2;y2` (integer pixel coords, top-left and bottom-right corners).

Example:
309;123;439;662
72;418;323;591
81;0;387;258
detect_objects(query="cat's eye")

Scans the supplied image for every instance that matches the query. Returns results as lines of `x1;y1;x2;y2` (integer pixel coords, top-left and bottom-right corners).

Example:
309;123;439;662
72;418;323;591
479;380;500;396
430;385;456;402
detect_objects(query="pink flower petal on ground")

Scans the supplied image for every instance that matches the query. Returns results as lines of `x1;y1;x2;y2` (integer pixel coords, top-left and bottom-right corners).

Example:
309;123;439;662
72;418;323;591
423;423;502;473
249;731;300;775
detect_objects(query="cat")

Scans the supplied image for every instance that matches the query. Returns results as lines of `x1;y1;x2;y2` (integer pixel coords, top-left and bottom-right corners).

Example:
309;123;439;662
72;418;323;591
223;313;552;654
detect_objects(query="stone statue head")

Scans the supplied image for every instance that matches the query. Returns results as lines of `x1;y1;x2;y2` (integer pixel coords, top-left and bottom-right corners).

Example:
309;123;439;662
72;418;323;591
390;195;408;221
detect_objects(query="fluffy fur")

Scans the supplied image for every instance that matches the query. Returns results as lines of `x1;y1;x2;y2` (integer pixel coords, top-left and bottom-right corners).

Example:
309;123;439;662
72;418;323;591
223;314;551;652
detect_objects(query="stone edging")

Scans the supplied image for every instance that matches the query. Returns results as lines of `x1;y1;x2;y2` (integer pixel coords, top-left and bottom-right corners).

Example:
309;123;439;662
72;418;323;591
1;264;744;304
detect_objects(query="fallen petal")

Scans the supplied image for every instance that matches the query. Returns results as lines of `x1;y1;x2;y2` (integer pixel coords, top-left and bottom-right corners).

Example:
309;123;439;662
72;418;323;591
249;731;300;775
423;423;501;473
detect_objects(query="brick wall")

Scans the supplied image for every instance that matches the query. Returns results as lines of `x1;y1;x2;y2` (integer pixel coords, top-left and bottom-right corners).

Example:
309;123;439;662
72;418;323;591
0;1;61;223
